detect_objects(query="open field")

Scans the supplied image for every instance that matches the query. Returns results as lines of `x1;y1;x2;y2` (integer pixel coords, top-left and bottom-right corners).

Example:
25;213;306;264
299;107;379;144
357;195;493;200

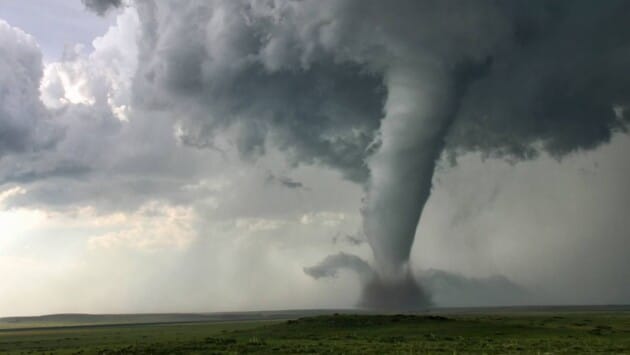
1;307;629;354
0;310;342;330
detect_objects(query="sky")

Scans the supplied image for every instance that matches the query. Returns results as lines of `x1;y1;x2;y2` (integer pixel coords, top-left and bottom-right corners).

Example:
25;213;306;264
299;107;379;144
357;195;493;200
0;0;629;316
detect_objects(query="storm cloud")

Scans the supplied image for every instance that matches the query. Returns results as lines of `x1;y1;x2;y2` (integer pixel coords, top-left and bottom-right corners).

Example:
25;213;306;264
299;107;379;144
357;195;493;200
2;0;630;313
100;0;629;309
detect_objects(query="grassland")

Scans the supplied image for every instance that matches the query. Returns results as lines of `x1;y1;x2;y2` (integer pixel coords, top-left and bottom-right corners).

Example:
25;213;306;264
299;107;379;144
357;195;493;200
1;309;629;354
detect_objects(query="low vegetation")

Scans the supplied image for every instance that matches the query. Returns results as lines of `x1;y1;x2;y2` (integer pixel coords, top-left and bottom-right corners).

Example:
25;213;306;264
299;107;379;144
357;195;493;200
1;312;629;354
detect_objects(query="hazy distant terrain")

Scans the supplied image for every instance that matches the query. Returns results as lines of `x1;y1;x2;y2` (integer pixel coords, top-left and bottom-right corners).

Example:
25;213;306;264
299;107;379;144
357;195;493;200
0;309;351;330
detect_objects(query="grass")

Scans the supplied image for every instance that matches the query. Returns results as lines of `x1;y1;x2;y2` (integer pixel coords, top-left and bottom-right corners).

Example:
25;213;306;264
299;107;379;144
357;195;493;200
1;311;629;354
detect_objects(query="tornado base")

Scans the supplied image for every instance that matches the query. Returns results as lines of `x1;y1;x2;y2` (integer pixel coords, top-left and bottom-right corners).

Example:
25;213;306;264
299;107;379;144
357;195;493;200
358;272;431;311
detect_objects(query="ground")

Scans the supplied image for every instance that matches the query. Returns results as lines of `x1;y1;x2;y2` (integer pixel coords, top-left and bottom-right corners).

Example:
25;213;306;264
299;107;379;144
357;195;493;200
1;308;629;354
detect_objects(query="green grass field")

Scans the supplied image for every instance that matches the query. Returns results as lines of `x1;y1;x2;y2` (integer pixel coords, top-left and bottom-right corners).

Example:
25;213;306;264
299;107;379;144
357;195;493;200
1;310;629;354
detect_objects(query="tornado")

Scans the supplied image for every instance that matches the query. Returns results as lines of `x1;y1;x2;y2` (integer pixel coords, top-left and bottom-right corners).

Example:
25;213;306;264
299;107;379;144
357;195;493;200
364;62;452;279
360;61;456;308
305;60;457;310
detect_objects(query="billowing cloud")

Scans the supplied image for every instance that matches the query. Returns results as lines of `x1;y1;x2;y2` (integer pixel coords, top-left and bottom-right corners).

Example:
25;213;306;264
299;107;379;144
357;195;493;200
120;0;630;309
447;1;630;159
0;6;213;212
0;20;60;157
1;1;630;314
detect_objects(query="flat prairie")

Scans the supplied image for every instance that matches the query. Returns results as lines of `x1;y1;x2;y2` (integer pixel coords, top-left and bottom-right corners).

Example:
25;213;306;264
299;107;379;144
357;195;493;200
1;306;629;354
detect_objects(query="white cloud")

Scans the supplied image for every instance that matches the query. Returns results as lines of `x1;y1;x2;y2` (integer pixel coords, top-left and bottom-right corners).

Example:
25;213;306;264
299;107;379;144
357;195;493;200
39;6;138;120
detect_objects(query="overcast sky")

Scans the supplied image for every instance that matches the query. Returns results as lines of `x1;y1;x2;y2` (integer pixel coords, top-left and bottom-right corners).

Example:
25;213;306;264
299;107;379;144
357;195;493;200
0;0;629;317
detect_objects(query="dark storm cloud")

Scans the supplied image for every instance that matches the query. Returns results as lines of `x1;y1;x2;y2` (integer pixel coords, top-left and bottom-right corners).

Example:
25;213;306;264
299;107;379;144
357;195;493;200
447;0;630;160
132;0;630;186
141;60;386;182
4;1;628;228
123;0;630;309
2;0;630;310
82;0;122;15
130;1;389;182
